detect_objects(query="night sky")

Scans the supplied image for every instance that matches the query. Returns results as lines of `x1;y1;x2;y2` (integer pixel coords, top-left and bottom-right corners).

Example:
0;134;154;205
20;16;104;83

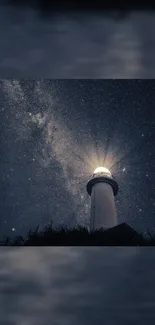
0;79;155;238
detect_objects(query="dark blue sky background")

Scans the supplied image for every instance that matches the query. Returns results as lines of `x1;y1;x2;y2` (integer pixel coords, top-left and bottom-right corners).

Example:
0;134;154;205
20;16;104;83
0;79;155;238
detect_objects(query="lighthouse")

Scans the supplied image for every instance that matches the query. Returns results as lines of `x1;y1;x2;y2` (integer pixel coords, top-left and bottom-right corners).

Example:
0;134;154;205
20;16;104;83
86;167;119;231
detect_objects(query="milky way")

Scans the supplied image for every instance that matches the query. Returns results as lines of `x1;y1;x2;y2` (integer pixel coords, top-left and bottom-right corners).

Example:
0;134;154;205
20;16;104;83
0;79;155;238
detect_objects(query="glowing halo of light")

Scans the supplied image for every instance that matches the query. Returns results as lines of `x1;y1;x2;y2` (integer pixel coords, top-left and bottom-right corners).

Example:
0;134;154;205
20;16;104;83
93;166;111;176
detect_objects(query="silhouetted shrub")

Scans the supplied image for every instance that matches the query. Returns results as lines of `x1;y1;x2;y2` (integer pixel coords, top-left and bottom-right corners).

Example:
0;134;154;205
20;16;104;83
1;222;155;246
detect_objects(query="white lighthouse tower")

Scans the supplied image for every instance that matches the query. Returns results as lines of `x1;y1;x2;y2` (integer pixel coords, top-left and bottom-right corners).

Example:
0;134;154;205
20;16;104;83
86;167;119;231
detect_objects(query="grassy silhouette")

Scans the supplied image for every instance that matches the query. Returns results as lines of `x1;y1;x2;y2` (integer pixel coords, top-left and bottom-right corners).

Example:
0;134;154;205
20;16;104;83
1;222;155;246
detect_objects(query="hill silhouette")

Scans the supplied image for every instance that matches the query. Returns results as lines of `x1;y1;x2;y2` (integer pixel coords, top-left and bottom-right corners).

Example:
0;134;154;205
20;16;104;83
1;222;155;246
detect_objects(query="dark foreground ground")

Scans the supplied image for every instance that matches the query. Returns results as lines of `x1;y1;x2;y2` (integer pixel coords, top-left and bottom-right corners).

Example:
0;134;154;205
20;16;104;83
1;223;155;246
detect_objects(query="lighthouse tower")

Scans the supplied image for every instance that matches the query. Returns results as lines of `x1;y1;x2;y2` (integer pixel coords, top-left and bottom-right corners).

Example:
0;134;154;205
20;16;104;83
86;167;119;231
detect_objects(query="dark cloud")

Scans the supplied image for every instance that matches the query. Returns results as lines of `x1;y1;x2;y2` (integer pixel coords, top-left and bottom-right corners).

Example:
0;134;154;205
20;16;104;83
1;248;155;325
0;5;155;78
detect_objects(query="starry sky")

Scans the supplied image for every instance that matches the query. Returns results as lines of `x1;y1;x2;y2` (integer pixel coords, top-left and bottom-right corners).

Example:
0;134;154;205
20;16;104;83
1;247;155;325
0;79;155;238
